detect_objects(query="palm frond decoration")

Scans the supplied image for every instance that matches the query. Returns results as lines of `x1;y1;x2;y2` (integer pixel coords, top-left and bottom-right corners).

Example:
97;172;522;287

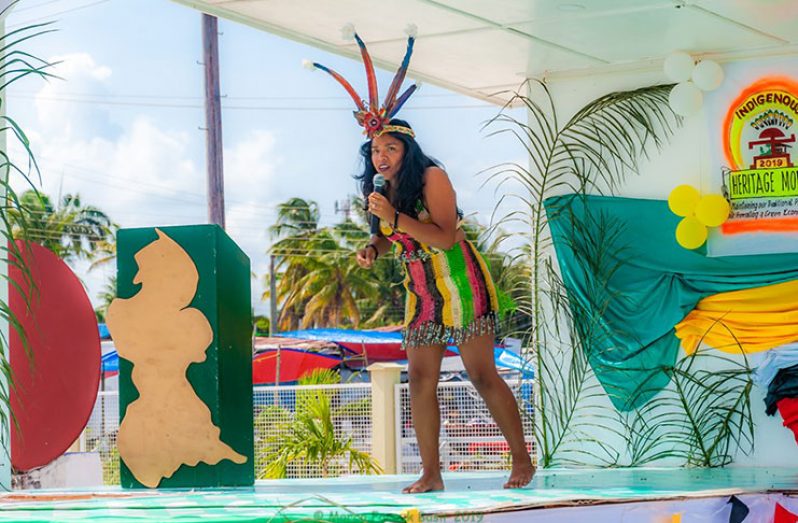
483;80;680;467
621;322;754;467
0;6;58;462
532;209;630;466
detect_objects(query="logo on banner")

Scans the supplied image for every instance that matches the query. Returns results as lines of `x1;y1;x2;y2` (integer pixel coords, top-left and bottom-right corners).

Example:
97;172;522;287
721;78;798;234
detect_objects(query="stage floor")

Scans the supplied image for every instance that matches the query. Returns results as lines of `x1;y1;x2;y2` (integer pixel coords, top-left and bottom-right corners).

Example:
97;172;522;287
1;467;798;522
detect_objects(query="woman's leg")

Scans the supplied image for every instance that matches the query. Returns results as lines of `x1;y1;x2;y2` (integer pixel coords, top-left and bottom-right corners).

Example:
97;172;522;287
458;332;535;489
402;343;446;494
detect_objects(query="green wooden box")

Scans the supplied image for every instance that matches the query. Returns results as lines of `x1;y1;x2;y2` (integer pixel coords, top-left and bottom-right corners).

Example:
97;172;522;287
115;224;253;488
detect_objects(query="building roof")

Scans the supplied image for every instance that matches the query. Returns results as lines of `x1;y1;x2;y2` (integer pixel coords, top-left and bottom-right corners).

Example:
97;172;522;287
170;0;798;105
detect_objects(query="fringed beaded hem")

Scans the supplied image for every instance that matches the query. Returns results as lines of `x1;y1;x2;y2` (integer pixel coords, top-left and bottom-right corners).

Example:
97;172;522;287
402;312;499;349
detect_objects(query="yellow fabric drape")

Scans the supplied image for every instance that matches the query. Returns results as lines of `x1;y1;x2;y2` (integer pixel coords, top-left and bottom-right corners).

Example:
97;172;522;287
675;279;798;355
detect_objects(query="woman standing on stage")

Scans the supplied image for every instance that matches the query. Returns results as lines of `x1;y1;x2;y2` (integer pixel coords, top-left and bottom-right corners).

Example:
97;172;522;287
308;25;534;493
355;118;534;493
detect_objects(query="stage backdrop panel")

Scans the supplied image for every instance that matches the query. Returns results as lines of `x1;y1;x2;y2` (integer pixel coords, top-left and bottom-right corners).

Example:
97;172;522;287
111;225;253;488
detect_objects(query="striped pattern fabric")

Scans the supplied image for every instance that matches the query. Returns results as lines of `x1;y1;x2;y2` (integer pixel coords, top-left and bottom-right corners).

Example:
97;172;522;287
380;209;502;349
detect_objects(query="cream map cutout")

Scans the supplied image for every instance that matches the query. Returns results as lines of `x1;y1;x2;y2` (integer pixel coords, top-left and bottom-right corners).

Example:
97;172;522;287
107;229;246;488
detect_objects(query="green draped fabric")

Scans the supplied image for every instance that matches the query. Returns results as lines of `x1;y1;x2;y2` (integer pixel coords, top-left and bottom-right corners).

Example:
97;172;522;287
544;194;798;411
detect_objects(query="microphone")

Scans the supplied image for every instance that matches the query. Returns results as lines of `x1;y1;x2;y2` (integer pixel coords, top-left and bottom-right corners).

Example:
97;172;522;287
370;174;386;235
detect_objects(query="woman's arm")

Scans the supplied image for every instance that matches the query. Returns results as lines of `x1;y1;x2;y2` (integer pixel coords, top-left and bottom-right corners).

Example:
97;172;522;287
356;234;391;269
368;234;392;256
394;167;460;250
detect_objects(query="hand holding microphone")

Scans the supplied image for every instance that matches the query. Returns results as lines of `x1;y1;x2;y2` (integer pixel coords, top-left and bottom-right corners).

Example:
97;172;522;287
369;174;392;234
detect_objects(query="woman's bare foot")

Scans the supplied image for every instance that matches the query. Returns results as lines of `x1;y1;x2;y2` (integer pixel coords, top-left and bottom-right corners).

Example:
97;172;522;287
402;473;444;494
504;458;535;489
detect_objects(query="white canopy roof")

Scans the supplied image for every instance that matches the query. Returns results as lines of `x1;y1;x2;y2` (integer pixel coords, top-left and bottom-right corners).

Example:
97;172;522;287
172;0;797;105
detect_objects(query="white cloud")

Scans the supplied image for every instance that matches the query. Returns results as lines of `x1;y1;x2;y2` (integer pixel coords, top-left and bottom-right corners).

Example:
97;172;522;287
35;53;117;138
17;114;206;312
224;129;279;200
11;51;285;314
224;129;282;314
22;116;203;227
50;52;112;81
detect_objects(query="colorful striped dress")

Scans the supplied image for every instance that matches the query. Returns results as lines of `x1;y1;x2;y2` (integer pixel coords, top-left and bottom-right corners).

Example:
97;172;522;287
380;203;506;349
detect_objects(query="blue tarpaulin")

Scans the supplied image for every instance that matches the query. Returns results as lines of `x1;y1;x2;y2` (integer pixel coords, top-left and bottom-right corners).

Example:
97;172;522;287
279;328;402;343
101;350;119;374
281;328;534;378
101;329;534;379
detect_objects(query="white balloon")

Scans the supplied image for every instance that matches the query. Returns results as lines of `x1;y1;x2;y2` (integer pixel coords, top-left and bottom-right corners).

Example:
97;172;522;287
663;52;695;82
669;81;704;116
692;60;724;91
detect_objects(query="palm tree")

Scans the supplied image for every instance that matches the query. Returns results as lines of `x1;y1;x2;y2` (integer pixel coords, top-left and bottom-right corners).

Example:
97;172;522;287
346;195;406;328
88;237;117;271
9;190;115;262
293;226;377;328
271;197;321;240
265;197;321;331
357;257;405;328
258;369;381;478
87;231;118;325
264;196;526;331
461;220;531;335
94;275;116;323
266;198;383;330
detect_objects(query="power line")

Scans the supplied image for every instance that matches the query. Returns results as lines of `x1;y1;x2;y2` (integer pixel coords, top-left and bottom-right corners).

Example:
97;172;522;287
17;206;356;229
12;226;517;260
11;213;521;248
7;0;112;29
13;0;76;13
9;90;467;101
25;164;506;221
9;203;519;236
31;160;288;213
11;94;495;111
30;158;369;216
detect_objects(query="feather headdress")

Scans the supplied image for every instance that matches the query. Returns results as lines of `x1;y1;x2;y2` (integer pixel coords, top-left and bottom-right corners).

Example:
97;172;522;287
305;24;419;138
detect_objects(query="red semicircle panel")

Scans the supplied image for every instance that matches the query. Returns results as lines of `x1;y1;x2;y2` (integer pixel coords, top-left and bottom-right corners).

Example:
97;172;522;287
9;241;101;471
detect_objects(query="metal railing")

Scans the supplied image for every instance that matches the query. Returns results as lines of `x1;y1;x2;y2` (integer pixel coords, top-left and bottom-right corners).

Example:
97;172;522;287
395;379;536;473
84;378;535;484
85;384;373;483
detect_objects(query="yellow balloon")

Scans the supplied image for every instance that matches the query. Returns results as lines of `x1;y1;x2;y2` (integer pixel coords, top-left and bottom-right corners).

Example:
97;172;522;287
695;194;730;227
676;216;708;250
668;185;701;217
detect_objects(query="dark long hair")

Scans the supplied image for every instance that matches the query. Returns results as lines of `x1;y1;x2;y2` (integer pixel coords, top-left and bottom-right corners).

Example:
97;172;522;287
356;119;438;219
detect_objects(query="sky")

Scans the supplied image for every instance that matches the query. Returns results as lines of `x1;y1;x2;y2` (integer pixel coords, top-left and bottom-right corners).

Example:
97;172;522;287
5;0;527;316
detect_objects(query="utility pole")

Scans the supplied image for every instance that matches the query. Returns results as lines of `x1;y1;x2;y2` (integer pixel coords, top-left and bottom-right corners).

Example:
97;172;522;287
334;199;351;221
202;14;225;228
269;255;277;335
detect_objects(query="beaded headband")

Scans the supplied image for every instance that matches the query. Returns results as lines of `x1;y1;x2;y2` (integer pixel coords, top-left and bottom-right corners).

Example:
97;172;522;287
304;24;419;139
